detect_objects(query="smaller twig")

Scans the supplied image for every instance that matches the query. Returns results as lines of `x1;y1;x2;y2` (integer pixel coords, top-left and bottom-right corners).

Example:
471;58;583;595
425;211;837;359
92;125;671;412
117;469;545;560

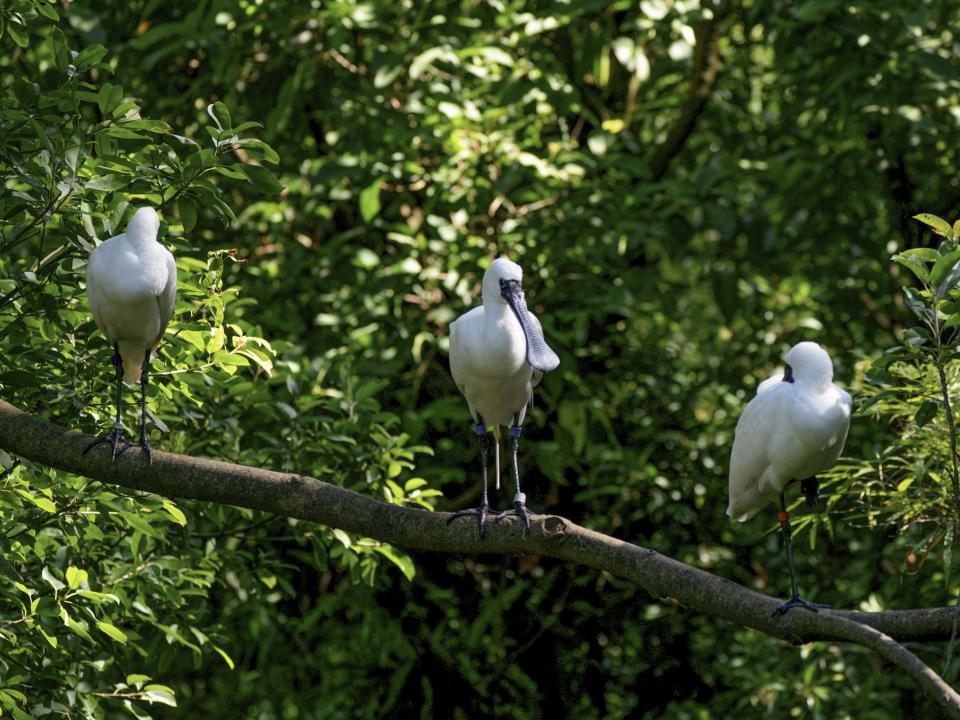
189;517;275;539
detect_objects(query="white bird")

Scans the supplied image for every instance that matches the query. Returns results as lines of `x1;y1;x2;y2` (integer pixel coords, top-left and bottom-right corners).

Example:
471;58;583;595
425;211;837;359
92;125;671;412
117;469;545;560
85;207;177;462
728;341;851;615
448;257;560;536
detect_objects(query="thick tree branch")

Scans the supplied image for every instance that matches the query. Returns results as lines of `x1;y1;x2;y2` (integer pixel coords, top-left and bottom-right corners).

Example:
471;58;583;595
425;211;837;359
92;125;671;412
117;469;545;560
649;0;733;181
0;400;959;715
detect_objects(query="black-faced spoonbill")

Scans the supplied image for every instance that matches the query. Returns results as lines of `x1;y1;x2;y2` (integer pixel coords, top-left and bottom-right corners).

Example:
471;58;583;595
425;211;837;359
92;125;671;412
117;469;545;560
85;207;177;462
728;341;851;615
448;257;560;537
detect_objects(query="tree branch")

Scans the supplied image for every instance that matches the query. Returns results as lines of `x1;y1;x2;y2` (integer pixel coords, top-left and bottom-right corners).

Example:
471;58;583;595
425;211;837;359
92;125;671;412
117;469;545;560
1;400;958;715
649;0;733;181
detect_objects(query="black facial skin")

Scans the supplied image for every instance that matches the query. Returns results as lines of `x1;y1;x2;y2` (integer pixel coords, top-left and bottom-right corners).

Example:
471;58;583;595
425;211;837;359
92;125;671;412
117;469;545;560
783;363;795;383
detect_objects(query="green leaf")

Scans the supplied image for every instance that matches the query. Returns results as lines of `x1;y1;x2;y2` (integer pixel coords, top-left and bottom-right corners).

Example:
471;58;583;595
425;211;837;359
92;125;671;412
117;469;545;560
52;28;69;72
376;545;416;581
36;2;59;21
74;44;108;70
903;287;929;323
118;511;161;538
17;490;56;513
207;102;232;132
332;528;352;548
7;18;28;48
914;213;954;238
206;326;226;353
214;165;248;181
944;313;960;331
359;180;381;223
65;566;87;590
37;626;57;648
213;644;235;670
931;250;960;287
162;499;187;527
64;617;93;643
96;620;127;644
234;138;279;164
892;252;930;282
241;164;283;194
178;197;197;232
901;247;941;261
142;686;177;707
41;567;64;592
76;590;120;604
86;174;134;192
97;83;123;115
915;400;938;428
178;330;207;353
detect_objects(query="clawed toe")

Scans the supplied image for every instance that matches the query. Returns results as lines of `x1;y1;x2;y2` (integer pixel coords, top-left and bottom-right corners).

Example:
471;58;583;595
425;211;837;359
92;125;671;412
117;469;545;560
139;438;153;465
495;502;536;536
84;428;131;461
447;505;492;538
772;595;830;617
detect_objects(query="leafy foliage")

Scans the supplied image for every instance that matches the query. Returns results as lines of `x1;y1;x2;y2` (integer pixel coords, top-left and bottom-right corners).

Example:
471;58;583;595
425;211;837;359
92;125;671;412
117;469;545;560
3;0;960;718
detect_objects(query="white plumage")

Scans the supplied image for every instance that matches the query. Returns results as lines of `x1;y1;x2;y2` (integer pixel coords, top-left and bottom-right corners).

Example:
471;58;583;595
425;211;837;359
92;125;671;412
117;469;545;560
87;207;177;383
85;207;176;462
448;257;559;534
728;341;851;520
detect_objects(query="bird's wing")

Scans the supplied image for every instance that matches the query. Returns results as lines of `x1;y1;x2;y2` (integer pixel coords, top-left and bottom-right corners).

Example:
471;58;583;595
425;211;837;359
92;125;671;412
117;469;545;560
154;249;177;347
448;312;478;422
86;240;111;339
757;372;784;395
784;384;852;474
728;385;786;520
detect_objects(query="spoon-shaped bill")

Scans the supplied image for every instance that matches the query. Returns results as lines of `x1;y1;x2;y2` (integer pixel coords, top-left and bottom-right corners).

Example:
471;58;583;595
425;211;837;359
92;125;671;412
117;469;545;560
500;280;560;373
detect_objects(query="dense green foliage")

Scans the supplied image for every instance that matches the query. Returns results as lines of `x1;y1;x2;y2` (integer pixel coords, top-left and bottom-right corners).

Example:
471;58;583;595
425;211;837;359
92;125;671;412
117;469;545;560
3;0;960;717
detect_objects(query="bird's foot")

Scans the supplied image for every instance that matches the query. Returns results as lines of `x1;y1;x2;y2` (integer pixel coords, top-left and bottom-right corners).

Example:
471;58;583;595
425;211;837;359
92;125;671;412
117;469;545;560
772;595;830;617
139;436;153;465
447;504;493;538
83;427;131;461
495;493;535;537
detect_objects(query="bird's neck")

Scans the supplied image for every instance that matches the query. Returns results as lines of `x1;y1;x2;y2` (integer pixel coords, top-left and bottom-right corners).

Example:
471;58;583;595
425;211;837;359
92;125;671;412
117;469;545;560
125;232;157;252
483;296;513;326
797;375;831;389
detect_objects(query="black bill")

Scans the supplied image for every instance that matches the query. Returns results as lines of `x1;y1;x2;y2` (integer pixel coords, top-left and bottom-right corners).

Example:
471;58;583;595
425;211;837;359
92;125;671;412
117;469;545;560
500;279;560;373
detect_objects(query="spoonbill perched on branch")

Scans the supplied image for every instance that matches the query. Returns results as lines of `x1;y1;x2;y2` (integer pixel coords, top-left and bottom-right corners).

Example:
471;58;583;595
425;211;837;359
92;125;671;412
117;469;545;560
448;257;560;537
85;207;177;463
728;341;851;615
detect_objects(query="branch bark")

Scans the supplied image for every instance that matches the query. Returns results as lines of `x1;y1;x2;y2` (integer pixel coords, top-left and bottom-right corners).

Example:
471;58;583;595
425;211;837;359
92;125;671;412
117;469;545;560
1;400;958;715
649;0;733;181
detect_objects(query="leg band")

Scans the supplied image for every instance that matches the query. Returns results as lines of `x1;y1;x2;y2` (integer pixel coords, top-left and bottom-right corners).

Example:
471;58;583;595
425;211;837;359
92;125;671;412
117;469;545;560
474;423;487;436
111;354;122;367
777;511;789;523
509;426;522;438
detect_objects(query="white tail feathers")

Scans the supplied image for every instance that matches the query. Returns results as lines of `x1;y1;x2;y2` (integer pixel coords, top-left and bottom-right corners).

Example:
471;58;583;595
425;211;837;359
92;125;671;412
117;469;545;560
121;359;143;384
118;340;146;384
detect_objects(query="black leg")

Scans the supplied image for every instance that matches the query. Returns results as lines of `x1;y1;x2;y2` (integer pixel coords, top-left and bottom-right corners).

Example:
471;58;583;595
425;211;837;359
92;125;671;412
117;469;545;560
800;476;820;508
84;344;131;461
448;421;494;537
495;415;535;536
138;349;152;464
772;492;829;616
